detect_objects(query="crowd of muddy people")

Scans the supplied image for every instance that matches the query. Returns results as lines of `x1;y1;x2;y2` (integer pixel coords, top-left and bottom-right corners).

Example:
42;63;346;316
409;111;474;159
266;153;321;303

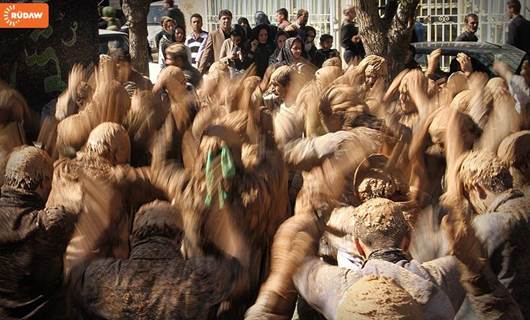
1;4;530;319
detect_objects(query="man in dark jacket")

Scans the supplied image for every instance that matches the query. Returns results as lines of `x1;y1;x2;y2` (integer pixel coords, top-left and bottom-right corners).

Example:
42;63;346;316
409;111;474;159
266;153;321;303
340;5;365;65
456;13;479;41
506;0;530;54
0;146;77;320
68;201;242;320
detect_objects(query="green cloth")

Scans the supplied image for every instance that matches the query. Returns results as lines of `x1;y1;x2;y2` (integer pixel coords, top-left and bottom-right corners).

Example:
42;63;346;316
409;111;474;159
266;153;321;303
204;146;236;208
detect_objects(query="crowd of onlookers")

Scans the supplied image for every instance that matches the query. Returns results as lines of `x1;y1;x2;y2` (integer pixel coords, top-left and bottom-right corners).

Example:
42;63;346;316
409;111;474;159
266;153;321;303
97;0;530;84
97;1;365;77
151;6;349;77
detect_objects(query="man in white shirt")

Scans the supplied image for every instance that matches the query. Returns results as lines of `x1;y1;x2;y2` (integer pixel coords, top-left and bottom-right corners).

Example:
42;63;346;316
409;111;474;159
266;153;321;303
185;13;208;68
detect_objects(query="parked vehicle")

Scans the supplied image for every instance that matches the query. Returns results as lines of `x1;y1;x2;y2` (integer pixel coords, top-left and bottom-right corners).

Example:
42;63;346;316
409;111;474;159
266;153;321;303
147;1;166;52
412;41;527;77
99;29;158;81
98;29;129;55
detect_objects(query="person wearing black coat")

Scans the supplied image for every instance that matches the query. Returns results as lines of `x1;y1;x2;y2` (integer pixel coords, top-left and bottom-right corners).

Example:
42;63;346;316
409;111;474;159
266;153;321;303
301;26;325;68
248;24;275;78
340;6;365;65
506;0;530;54
67;201;241;320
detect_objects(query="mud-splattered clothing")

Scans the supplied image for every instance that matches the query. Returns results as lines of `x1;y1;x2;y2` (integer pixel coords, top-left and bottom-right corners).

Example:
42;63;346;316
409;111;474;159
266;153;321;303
0;186;76;320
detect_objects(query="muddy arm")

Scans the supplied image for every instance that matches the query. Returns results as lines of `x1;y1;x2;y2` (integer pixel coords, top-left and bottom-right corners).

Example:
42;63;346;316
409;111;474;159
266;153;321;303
293;257;360;320
443;198;523;319
245;210;323;319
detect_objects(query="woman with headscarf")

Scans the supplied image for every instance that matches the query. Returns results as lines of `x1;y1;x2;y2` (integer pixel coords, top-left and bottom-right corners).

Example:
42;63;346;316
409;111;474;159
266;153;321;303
268;30;288;66
248;24;275;78
255;10;277;40
301;26;325;68
261;37;312;91
237;17;252;42
276;36;304;66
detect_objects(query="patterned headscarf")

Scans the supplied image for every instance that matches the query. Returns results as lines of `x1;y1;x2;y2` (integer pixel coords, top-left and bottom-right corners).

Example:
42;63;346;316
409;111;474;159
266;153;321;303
277;37;303;65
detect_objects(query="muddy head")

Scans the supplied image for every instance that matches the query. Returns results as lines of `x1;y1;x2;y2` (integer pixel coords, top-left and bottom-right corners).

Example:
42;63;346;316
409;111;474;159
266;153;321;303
457;150;513;214
353;154;409;203
4;145;53;199
497;131;530;187
83;122;131;165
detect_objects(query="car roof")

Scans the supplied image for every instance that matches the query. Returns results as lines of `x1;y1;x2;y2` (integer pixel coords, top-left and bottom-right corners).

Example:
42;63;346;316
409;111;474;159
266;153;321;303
412;41;526;71
150;1;164;6
98;29;128;36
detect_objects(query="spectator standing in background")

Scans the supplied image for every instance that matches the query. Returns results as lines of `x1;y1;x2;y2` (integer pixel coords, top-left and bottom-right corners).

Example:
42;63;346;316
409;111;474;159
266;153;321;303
255;10;277;40
276;8;291;30
238;17;253;41
163;0;185;34
198;10;233;74
269;30;288;66
219;25;252;74
317;34;340;64
411;6;426;42
294;9;309;29
155;16;171;51
255;10;271;25
285;9;309;36
341;5;365;66
301;26;324;68
456;13;479;41
185;14;208;68
158;18;177;68
174;25;186;45
248;24;275;78
506;0;530;54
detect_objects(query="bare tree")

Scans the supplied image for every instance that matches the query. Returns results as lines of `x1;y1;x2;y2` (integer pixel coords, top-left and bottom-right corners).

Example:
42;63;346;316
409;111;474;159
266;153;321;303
353;0;420;77
122;0;151;76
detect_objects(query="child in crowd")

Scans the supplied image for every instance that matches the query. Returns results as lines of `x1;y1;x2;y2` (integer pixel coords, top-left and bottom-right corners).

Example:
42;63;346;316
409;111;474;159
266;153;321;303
317;34;340;63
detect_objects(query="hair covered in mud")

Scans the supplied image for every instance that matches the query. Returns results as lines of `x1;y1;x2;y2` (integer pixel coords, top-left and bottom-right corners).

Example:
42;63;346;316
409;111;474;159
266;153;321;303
353;198;410;248
84;122;131;164
457;150;513;193
132;200;183;240
4;145;53;191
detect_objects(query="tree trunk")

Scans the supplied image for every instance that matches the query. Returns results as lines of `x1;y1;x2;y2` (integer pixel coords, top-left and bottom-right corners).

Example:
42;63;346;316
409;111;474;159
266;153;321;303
122;0;150;76
353;0;419;78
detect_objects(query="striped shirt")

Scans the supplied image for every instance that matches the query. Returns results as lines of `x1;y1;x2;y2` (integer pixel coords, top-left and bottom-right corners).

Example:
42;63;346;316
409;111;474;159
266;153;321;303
185;31;208;67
